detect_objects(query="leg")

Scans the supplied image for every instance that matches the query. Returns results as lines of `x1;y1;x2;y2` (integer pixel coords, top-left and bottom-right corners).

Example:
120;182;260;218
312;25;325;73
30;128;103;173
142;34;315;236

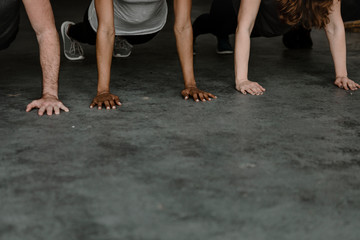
192;0;237;54
210;0;238;54
61;7;95;60
193;0;237;39
113;31;159;58
192;13;213;40
0;0;20;50
210;0;237;39
67;8;97;45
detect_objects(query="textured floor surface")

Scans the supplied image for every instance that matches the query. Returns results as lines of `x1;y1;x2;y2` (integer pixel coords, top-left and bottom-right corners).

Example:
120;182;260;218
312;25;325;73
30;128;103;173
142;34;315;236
1;1;360;240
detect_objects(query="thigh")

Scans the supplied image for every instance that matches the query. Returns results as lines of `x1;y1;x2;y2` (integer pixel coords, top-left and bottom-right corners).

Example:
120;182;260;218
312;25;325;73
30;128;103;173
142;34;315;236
0;0;21;50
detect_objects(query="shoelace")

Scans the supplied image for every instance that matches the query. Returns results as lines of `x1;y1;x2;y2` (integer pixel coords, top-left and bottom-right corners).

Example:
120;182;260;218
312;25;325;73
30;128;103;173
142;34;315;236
69;41;84;56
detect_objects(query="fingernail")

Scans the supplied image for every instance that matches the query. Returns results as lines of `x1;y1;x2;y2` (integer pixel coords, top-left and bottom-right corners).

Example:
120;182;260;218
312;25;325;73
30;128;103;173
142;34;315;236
112;106;116;109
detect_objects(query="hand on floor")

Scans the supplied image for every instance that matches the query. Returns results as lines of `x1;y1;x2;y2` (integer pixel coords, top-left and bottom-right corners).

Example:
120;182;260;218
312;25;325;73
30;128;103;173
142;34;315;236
236;80;266;95
181;87;217;102
90;92;122;110
26;94;69;116
334;77;360;91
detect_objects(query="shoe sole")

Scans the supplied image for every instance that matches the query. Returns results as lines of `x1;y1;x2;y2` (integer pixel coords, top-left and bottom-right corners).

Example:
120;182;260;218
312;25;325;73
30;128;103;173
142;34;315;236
113;52;131;58
61;21;85;61
216;50;234;55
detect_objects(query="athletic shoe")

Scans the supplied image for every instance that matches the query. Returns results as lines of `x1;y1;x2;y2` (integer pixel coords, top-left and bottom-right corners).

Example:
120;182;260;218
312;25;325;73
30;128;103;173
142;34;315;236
216;37;233;55
61;21;85;61
113;37;133;58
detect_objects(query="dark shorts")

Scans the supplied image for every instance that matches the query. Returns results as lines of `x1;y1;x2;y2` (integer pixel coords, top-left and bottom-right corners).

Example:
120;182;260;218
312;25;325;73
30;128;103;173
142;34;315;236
0;0;21;50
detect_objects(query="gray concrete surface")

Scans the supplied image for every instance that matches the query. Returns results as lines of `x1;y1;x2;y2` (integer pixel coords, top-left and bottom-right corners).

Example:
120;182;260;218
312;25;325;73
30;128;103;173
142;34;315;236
1;1;360;240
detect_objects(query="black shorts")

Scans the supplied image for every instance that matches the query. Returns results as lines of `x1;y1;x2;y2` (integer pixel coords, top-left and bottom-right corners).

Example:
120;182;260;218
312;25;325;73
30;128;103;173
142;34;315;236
0;0;21;50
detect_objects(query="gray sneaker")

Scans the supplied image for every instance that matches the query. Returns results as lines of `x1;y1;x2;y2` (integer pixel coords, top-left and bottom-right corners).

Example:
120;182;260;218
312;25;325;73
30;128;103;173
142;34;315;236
61;21;85;61
113;37;133;58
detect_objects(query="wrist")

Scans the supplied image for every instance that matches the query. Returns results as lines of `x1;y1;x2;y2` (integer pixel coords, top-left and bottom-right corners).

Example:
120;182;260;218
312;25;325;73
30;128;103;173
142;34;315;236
97;84;110;95
42;92;58;99
185;84;197;89
183;74;197;89
42;86;58;98
184;80;197;89
235;78;249;84
336;75;348;79
97;90;110;95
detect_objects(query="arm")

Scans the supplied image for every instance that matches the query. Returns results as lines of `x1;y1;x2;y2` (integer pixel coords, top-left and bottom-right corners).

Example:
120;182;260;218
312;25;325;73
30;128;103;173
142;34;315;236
325;0;359;90
173;0;216;102
90;0;121;110
234;0;265;95
23;0;69;115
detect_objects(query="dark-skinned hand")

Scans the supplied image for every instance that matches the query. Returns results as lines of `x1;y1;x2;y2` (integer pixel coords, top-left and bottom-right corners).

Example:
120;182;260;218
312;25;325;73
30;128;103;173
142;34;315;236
181;87;217;102
90;92;122;110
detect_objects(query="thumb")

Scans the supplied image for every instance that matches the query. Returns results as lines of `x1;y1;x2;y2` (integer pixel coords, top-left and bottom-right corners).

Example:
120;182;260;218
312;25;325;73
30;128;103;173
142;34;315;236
26;101;37;112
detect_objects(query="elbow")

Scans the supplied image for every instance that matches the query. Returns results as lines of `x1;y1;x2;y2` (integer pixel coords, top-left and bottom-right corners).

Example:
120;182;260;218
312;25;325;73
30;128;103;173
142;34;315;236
325;22;345;36
35;27;59;43
174;21;192;36
235;25;252;38
97;25;115;38
235;21;254;37
97;31;115;39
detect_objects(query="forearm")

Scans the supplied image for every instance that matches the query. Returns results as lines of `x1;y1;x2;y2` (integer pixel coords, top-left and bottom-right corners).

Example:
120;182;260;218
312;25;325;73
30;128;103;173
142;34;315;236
173;0;196;88
326;26;348;78
23;0;60;98
37;29;60;98
96;29;114;94
234;29;251;83
174;23;196;88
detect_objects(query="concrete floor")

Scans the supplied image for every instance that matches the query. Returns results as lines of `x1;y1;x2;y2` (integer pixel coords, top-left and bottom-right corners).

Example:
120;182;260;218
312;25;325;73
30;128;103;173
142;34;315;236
1;1;360;239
